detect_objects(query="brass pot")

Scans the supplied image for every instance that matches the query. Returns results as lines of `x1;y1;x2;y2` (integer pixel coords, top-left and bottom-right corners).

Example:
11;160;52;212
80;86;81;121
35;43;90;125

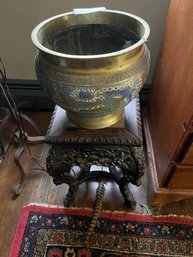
31;9;150;129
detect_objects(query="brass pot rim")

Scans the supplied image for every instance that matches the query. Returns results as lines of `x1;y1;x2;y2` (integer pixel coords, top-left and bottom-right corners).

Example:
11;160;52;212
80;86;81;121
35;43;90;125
31;9;150;60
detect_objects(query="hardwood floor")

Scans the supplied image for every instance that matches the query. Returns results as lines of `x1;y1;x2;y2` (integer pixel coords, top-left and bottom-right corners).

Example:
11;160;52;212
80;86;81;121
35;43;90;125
1;110;193;257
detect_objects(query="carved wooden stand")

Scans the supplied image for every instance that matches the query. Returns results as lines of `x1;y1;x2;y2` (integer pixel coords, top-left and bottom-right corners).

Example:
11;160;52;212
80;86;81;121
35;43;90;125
45;98;145;209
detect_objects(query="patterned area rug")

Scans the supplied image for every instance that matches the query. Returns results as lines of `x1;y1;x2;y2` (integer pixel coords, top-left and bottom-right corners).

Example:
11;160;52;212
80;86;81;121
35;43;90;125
9;204;193;257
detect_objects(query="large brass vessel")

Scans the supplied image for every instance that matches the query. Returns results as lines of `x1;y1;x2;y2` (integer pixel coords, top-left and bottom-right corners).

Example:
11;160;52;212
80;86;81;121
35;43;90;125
32;8;150;129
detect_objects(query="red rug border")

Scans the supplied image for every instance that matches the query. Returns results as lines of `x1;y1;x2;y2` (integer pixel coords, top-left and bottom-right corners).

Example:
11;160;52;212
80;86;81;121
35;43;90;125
8;203;193;257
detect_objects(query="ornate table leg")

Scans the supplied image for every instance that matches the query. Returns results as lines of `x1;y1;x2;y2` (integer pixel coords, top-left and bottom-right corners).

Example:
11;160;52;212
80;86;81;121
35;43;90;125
109;166;136;209
46;153;79;206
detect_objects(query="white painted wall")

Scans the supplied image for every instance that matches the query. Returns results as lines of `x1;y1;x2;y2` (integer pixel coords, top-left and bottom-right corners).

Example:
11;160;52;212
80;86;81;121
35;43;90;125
0;0;169;82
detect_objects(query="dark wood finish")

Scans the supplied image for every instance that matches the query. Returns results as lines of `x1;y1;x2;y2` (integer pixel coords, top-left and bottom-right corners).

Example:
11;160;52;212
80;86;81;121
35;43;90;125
45;99;145;209
147;0;193;187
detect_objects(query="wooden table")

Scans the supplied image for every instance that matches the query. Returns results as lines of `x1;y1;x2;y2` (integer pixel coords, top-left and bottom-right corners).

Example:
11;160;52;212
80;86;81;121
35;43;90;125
45;98;145;209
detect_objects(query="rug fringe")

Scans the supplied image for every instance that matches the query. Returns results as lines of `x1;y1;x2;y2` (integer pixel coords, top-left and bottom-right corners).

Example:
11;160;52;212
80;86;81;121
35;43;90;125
24;202;94;212
23;203;193;220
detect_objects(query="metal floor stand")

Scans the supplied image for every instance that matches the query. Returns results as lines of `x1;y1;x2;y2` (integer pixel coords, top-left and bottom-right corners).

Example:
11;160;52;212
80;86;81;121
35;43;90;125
0;58;45;195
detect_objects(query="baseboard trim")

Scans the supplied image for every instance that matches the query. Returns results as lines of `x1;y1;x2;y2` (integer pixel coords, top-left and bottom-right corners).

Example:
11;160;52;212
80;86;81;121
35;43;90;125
0;79;54;109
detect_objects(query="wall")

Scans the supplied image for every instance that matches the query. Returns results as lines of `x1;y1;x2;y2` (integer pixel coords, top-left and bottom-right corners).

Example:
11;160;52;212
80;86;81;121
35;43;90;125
0;0;169;83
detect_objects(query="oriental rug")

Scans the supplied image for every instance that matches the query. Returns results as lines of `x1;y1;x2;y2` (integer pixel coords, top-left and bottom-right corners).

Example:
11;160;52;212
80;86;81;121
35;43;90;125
9;204;193;257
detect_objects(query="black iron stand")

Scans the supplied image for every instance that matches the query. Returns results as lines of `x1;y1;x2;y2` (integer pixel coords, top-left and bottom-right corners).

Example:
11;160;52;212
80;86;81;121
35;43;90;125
0;59;45;195
0;108;11;161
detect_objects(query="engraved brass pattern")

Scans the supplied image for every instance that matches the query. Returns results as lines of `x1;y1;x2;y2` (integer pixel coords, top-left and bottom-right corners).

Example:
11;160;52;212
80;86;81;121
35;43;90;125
35;46;149;118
